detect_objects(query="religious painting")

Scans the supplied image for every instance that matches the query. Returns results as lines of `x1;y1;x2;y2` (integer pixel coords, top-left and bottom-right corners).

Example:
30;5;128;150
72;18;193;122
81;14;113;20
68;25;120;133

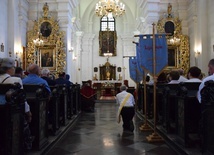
167;46;178;68
39;47;56;70
164;21;175;36
40;22;52;37
99;31;117;56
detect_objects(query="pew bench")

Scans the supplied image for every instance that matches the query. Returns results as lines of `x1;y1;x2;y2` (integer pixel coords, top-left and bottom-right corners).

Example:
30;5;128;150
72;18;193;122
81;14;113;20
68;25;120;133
0;83;25;154
23;84;49;150
201;80;214;154
176;82;201;147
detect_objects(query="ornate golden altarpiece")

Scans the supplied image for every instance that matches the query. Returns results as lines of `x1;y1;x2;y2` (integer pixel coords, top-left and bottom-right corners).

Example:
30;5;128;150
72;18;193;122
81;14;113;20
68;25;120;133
99;31;117;56
156;3;190;74
99;58;116;80
26;3;66;75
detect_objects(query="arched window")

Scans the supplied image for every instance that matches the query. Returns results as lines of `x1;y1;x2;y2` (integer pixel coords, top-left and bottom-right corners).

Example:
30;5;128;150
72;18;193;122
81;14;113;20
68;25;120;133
100;16;115;31
99;16;117;56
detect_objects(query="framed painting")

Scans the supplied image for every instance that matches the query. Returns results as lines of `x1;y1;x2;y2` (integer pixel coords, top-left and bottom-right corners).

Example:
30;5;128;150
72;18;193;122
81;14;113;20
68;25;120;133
167;46;178;69
39;47;56;70
99;31;117;56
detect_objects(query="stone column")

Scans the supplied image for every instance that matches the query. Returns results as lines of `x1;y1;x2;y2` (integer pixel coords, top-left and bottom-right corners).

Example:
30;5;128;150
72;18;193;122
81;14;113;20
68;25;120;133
75;31;83;84
81;33;95;82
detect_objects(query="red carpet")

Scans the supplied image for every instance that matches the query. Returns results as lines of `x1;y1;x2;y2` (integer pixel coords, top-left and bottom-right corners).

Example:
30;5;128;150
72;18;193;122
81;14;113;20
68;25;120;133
99;96;116;100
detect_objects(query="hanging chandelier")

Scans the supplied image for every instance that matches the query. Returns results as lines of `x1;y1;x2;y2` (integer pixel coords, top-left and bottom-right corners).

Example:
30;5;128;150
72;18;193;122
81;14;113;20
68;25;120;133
103;52;113;57
95;0;125;18
33;32;44;46
167;31;180;46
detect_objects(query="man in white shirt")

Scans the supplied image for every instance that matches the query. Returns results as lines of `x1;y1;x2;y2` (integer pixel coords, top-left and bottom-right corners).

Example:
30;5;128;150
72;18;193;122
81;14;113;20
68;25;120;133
168;70;180;84
185;66;202;83
198;59;214;103
116;85;135;132
178;69;188;82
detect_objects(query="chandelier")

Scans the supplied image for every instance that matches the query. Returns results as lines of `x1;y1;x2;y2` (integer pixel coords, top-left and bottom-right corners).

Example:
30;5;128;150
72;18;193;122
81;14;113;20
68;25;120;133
33;32;44;46
103;52;113;57
95;0;125;17
167;31;180;46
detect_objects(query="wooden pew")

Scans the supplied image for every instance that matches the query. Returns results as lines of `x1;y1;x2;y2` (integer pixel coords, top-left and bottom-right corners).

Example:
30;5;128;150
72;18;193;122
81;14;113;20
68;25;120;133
49;86;60;135
137;84;144;112
162;84;179;133
156;83;167;124
201;80;214;154
23;84;49;150
72;84;81;114
144;84;166;123
0;83;25;155
146;84;154;119
176;82;201;147
67;85;74;119
57;84;68;126
127;87;135;95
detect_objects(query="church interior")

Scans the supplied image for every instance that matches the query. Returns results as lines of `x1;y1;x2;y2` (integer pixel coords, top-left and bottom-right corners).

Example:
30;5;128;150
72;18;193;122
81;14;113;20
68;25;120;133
1;0;214;154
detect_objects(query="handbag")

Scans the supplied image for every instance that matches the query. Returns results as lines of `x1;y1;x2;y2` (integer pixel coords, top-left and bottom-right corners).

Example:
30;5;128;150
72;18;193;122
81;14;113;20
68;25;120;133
117;93;131;123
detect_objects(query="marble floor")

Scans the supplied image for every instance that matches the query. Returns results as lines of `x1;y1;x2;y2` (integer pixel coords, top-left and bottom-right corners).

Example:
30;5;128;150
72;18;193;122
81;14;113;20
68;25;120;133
46;102;178;155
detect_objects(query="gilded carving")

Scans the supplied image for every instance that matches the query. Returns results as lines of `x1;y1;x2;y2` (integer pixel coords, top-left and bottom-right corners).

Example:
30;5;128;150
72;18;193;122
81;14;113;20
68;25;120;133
156;3;190;74
26;3;66;75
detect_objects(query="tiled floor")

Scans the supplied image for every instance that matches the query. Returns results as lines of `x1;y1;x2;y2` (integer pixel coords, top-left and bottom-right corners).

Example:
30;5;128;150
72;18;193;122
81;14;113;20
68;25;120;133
46;102;178;155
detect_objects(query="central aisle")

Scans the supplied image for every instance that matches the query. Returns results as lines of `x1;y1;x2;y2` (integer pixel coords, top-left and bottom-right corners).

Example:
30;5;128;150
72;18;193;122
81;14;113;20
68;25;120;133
46;102;177;155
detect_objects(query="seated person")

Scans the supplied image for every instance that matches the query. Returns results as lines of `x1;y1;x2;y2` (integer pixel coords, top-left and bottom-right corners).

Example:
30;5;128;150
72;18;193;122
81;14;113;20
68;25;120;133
66;74;73;84
157;71;167;84
0;58;34;149
178;68;188;82
13;67;24;79
55;72;72;87
168;70;180;84
41;68;56;86
0;58;31;121
22;64;51;94
80;82;96;112
185;66;202;82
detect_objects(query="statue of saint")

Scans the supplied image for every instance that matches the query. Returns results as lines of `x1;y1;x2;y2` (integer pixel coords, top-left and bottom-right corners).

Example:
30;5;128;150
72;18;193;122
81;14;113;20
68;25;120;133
43;3;49;17
167;3;172;17
106;71;110;80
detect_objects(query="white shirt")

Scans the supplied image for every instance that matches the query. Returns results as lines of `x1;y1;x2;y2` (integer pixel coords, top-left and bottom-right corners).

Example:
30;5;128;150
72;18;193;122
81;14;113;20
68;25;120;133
185;78;202;83
168;80;180;84
0;73;23;87
0;73;30;112
178;76;188;82
116;90;135;107
197;74;214;103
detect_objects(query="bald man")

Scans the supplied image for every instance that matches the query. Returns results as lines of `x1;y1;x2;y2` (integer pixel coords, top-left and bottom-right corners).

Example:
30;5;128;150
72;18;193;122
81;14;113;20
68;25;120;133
116;85;135;132
22;64;51;93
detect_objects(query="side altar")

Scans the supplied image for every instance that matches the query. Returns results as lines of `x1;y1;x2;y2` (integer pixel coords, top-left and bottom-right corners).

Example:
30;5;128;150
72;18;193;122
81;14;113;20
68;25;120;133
99;58;116;80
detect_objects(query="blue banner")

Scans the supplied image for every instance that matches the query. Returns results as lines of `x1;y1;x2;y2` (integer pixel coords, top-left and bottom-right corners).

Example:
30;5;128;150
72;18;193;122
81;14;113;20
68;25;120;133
138;34;168;76
129;57;144;83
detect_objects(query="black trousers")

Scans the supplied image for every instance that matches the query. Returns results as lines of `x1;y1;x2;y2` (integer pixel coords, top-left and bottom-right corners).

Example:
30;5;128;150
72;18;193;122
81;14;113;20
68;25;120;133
121;107;135;131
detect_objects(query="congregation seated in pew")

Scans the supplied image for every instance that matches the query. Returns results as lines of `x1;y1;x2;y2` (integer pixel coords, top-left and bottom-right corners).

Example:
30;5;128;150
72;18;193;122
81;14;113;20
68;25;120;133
0;57;34;150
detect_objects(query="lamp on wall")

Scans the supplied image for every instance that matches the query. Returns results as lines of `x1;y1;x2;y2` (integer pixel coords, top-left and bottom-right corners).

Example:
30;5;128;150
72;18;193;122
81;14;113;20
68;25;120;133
195;50;201;58
95;0;125;18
